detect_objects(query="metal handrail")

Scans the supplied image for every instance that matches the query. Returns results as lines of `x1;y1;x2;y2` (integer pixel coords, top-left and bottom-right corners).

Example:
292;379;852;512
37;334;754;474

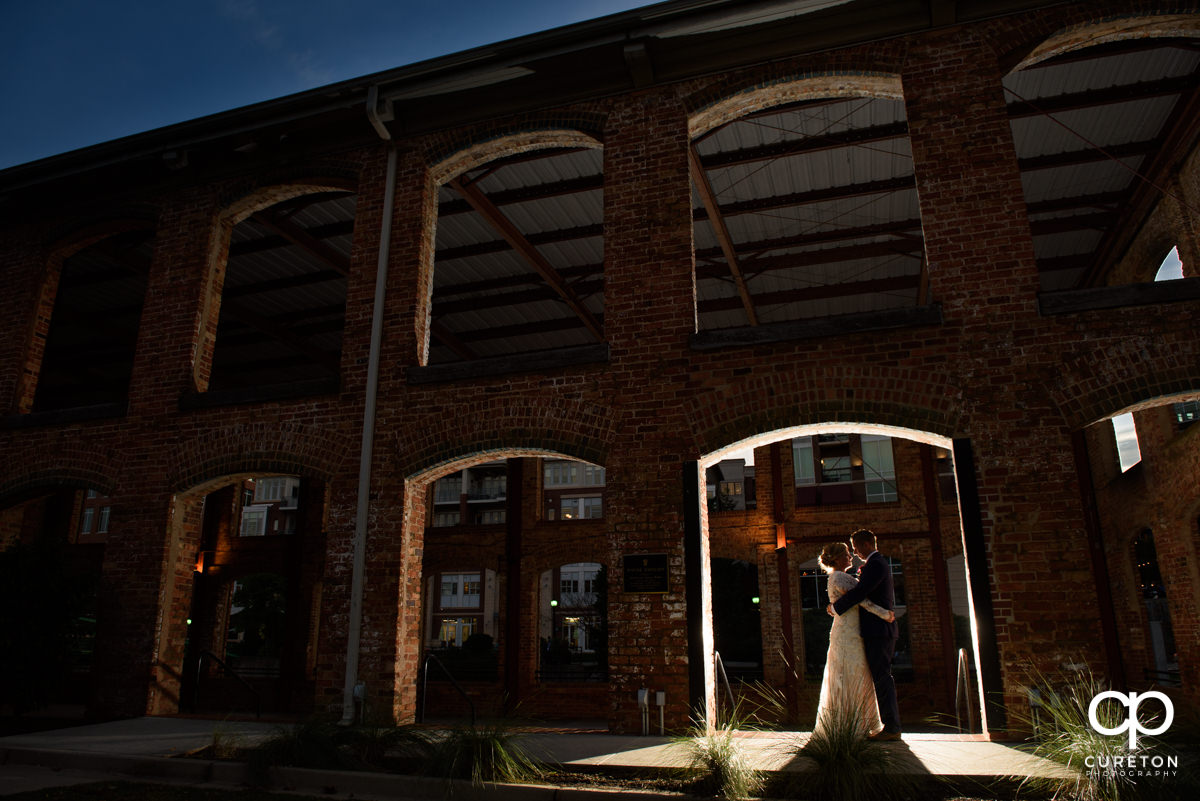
955;648;975;733
194;650;261;719
419;651;476;726
714;651;736;722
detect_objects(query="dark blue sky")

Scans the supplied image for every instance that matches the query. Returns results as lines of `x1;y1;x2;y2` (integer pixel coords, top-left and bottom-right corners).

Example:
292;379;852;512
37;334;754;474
0;0;650;170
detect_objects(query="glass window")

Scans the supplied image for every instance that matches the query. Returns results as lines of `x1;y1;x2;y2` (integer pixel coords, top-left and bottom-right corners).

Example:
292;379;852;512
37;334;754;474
558;562;601;607
255;477;293;503
97;506;111;533
79;507;94;534
433;511;461;528
1112;413;1142;472
862;435;898;503
793;438;815;485
438;616;477;648
240;508;267;536
476;509;506;525
1173;400;1199;429
440;572;482;609
820;455;852;483
434;475;463;503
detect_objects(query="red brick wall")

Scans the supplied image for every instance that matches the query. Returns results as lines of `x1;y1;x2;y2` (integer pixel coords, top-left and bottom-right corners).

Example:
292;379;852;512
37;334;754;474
1;1;1198;733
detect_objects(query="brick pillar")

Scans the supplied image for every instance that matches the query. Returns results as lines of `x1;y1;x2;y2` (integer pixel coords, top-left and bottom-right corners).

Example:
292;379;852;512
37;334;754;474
89;486;198;718
906;31;1106;730
602;90;709;732
126;188;223;416
325;145;435;724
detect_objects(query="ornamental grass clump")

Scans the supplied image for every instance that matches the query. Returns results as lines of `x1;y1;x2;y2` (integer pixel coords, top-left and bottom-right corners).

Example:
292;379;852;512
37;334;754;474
780;699;915;801
1013;667;1195;801
674;708;763;800
424;721;545;787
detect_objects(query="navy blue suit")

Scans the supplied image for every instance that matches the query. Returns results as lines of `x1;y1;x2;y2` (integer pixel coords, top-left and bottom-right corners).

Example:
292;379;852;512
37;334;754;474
832;551;901;733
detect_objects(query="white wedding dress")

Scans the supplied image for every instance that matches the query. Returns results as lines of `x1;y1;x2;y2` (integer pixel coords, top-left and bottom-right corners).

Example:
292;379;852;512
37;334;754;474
813;569;887;738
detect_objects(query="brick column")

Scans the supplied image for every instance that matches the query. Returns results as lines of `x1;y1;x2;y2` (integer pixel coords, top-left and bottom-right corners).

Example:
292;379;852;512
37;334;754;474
126;188;224;416
905;30;1108;728
602;90;710;732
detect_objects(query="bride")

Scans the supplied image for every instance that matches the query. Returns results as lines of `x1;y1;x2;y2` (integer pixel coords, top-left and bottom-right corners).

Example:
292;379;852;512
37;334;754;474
813;541;895;739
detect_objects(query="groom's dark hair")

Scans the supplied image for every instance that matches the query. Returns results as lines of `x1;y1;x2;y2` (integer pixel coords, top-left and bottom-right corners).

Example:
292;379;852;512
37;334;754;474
850;528;877;548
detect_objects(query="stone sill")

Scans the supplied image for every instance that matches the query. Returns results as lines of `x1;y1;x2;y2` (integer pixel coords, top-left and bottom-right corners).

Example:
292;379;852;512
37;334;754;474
407;343;610;385
179;377;339;410
1;401;127;430
1039;277;1200;315
689;303;943;351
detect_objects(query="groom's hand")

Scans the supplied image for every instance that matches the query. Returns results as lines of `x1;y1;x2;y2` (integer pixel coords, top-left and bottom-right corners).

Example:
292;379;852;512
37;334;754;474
826;604;835;617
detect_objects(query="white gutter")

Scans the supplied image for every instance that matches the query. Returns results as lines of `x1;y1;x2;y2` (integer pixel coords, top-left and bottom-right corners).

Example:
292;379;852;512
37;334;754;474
343;89;396;724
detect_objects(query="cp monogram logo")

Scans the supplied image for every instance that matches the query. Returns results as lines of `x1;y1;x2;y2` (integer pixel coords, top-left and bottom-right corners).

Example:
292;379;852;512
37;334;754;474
1088;690;1174;750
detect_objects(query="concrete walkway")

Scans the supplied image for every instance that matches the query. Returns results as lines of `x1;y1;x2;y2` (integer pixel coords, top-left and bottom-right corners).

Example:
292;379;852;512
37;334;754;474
0;716;1074;798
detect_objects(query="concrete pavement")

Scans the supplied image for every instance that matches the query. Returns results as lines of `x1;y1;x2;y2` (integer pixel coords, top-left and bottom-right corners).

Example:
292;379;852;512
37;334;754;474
0;716;1074;799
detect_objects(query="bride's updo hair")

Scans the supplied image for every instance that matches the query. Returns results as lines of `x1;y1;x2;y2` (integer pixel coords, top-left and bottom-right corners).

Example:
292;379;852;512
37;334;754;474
818;542;850;573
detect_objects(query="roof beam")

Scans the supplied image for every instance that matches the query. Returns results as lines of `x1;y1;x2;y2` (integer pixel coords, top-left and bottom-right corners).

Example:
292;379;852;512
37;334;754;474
695;218;923;261
447;176;604;340
696;240;924;280
434;279;605;317
438;173;603;218
698;121;909;170
431;320;479;361
436;222;602;263
1016;138;1159;172
689;145;758;326
699;274;920;312
250;211;351;275
1079;84;1200;286
231;219;354;258
695;175;916;221
218;300;340;373
1006;74;1198;118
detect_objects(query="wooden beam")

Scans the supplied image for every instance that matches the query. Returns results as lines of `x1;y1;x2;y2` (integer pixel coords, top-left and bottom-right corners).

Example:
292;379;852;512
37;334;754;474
438;173;603;218
1006;73;1197;119
430;321;479;361
448;176;603;340
251;212;351;275
689;145;758;326
696;240;923;280
1079;84;1200;287
694;175;916;222
219;300;340;373
694;218;922;261
699;274;920;312
698;121;909;170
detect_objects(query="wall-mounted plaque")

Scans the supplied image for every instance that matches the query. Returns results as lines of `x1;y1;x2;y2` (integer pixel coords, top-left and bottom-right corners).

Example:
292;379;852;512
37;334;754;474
623;553;669;594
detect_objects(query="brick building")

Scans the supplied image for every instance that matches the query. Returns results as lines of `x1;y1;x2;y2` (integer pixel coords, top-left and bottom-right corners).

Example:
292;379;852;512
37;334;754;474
1;0;1198;734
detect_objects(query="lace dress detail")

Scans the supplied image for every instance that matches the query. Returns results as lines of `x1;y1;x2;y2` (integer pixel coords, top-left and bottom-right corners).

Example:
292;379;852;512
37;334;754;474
812;570;884;738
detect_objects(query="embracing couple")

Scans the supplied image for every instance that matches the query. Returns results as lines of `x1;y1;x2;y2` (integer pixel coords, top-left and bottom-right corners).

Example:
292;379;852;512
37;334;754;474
816;528;902;741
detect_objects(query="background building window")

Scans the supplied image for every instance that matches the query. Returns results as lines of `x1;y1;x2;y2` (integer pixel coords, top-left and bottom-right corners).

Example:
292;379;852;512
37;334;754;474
560;496;602;520
440;572;481;609
240;507;268;537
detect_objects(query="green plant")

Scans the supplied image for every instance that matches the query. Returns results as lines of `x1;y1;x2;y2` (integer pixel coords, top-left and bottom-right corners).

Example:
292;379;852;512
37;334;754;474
780;698;914;801
424;722;544;787
674;710;762;800
1012;668;1193;801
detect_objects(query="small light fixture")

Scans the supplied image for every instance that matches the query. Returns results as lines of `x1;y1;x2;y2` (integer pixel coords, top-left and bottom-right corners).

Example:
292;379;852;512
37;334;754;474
550;599;558;607
751;596;760;605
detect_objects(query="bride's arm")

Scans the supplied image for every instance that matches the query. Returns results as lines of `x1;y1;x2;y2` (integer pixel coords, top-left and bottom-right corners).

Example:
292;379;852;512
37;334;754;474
835;572;895;621
859;597;895;622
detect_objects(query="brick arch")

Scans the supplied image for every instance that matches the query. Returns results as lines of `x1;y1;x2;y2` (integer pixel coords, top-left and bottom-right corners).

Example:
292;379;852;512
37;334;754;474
193;177;358;393
0;467;117;510
428;128;604;186
397;397;614;482
1049;329;1200;429
1002;11;1200;73
166;421;351;493
14;217;158;415
682;365;960;458
685;71;904;140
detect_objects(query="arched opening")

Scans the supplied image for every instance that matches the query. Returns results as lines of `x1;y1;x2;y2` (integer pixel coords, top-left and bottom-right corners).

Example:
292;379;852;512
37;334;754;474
0;485;109;722
689;86;926;332
1003;31;1200;289
30;228;154;414
700;424;986;734
429;142;605;365
417;453;610;723
1131;529;1177;685
204;189;356;395
178;473;325;717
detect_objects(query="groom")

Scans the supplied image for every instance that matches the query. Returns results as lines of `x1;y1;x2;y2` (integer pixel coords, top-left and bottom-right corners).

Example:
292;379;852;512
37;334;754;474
827;528;901;739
